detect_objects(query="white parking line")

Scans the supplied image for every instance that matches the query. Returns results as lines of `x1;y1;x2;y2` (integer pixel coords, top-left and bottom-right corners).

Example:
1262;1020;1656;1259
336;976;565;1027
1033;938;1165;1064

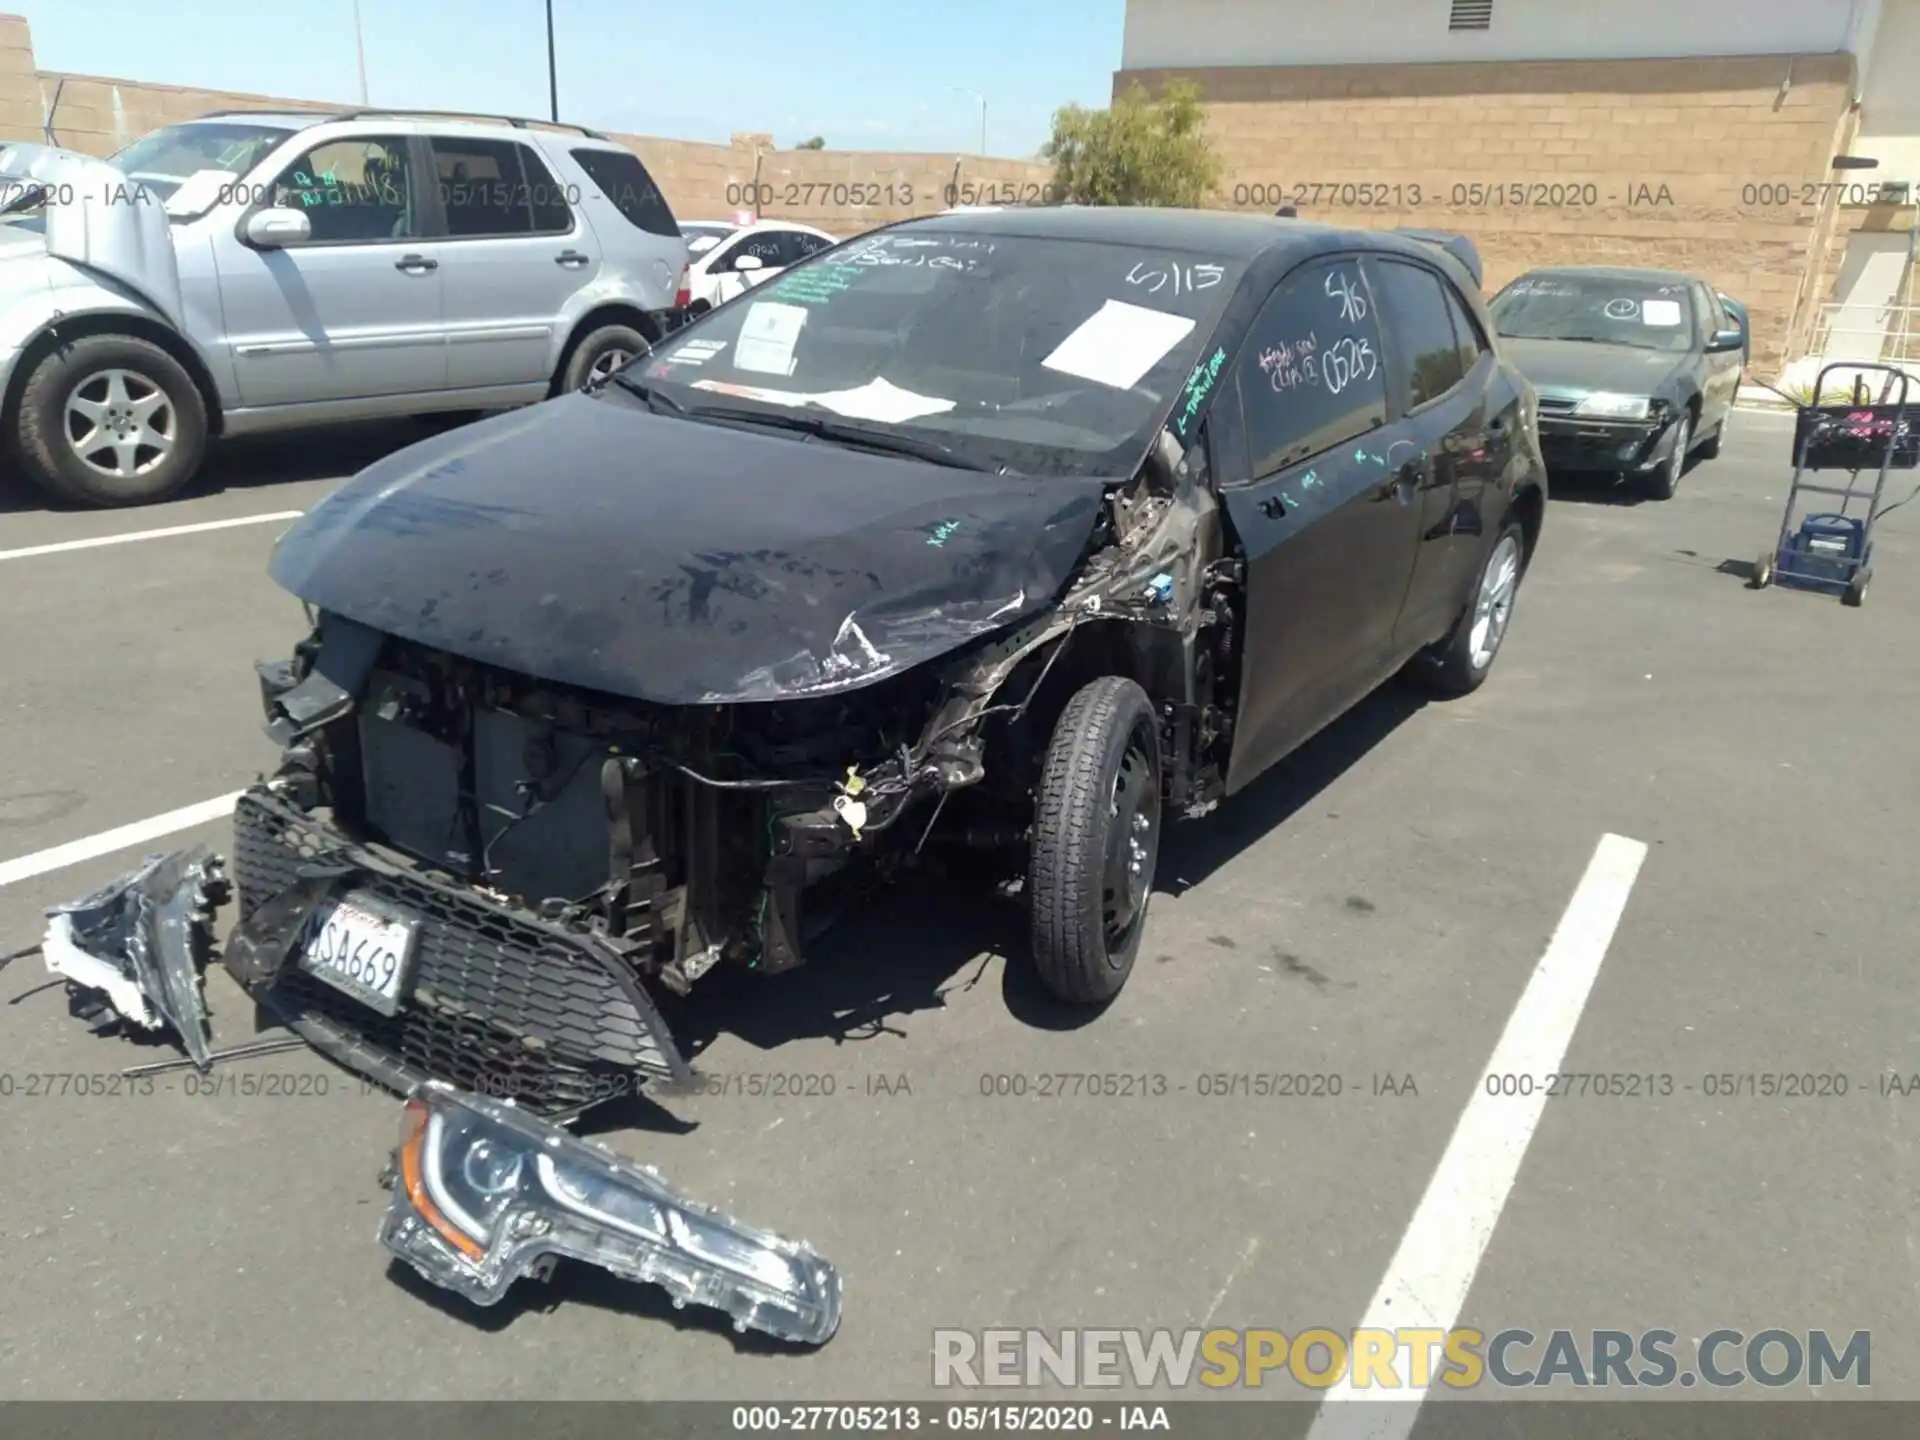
0;793;242;890
0;511;304;563
1304;831;1649;1439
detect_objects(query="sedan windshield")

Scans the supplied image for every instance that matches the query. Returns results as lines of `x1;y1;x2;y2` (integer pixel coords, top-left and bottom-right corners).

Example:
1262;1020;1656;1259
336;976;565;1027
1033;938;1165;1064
1490;274;1697;354
634;229;1246;478
108;122;292;216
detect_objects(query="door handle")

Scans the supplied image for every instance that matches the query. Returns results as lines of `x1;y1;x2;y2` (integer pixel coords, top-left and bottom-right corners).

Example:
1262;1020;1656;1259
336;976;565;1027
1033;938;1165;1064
395;254;437;273
1258;495;1287;519
555;250;590;267
1375;462;1421;501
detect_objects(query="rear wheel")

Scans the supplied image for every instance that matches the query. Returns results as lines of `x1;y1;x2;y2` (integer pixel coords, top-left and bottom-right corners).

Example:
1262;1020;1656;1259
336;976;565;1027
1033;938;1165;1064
1027;676;1162;1006
1410;517;1526;697
560;323;650;393
1696;415;1724;460
1751;553;1774;589
1844;568;1870;607
16;335;208;507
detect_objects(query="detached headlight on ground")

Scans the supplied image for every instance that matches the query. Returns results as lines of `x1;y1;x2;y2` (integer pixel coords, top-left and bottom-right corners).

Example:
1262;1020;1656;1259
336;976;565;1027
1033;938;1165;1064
1573;392;1653;420
380;1081;842;1344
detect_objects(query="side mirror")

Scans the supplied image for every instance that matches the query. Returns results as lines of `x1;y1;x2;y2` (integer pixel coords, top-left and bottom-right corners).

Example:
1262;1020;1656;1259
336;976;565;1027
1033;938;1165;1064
243;207;312;248
1708;329;1745;353
733;253;764;272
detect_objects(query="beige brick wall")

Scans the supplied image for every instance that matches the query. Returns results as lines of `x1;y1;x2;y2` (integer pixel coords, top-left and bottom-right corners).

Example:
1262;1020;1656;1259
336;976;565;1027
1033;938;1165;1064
0;15;1047;238
1116;54;1862;373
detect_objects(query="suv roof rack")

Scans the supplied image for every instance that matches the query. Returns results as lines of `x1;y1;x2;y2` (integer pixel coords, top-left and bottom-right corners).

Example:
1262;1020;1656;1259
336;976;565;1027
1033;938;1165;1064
199;107;611;140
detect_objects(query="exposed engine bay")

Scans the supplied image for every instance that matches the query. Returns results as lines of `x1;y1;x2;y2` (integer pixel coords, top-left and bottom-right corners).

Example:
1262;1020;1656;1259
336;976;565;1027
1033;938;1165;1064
209;427;1239;1112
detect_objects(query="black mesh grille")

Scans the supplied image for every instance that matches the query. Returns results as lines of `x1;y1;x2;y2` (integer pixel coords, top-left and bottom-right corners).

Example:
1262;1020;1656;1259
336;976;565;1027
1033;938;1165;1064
230;790;686;1112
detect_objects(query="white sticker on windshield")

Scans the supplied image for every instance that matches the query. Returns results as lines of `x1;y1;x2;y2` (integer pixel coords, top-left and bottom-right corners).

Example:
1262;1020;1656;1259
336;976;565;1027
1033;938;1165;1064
666;339;728;367
1640;299;1683;327
809;377;955;424
734;301;809;376
1041;300;1197;391
687;235;722;253
163;168;238;216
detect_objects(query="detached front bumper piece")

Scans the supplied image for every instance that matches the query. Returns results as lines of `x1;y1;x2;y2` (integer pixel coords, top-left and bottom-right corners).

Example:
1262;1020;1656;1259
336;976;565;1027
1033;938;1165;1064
381;1081;843;1345
42;846;230;1068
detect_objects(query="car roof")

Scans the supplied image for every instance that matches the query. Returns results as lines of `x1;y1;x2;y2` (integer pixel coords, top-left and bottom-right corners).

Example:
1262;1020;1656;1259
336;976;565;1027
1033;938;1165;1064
176;108;616;142
890;204;1461;271
1510;264;1702;286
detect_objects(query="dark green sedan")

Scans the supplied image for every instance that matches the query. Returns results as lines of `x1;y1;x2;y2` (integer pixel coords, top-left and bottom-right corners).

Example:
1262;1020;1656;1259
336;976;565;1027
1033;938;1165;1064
1488;267;1748;499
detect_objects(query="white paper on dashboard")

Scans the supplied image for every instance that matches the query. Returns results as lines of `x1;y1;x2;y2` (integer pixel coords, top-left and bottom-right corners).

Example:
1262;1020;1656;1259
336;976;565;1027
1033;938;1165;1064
1042;300;1196;390
734;301;810;375
1640;299;1683;327
808;377;956;423
164;169;237;216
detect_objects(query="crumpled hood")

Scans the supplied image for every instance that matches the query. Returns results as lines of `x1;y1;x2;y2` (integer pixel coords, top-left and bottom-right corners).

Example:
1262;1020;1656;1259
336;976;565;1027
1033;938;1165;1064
269;392;1107;705
1499;337;1686;400
0;141;181;324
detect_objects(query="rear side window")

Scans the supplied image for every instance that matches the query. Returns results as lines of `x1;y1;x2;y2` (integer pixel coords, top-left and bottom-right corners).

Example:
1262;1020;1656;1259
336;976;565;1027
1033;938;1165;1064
1368;258;1466;409
1236;258;1388;475
570;148;679;236
428;137;573;237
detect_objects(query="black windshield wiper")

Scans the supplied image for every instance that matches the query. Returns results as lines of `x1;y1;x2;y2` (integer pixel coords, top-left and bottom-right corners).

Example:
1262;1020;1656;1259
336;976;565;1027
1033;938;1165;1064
608;372;687;414
684;405;1000;472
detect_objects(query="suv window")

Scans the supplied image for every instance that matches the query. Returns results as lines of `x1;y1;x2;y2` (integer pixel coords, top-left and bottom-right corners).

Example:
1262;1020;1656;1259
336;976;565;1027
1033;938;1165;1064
569;147;679;236
266;136;417;243
1237;257;1388;475
429;137;573;237
1368;259;1467;409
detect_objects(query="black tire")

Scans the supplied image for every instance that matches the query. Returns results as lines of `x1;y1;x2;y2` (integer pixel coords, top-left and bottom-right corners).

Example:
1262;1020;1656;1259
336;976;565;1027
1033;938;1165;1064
560;323;651;393
1695;416;1724;460
1643;411;1692;500
1844;569;1869;607
1027;676;1163;1006
1409;516;1528;697
1751;553;1773;589
17;334;208;507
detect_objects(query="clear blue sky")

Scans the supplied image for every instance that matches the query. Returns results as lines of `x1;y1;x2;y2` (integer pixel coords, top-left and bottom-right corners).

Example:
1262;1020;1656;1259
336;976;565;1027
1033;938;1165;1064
23;0;1125;157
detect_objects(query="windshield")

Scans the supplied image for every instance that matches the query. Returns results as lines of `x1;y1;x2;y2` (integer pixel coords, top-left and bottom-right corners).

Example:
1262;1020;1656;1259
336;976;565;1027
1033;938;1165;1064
634;228;1245;478
108;122;291;216
1490;273;1697;353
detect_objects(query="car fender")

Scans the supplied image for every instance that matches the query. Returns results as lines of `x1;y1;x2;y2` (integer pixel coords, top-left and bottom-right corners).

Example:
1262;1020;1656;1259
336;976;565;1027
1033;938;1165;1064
0;267;217;408
545;273;666;376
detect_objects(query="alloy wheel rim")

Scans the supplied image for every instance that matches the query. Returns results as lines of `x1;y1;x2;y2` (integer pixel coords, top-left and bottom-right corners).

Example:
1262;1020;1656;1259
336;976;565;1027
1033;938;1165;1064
1666;416;1690;488
1101;725;1161;954
588;348;633;385
64;368;175;479
1468;533;1522;670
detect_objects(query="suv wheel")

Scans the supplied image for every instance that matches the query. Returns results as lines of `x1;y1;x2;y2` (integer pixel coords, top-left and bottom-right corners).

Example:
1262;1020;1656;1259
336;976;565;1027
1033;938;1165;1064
1028;676;1163;1006
1645;412;1692;500
17;335;208;507
561;323;650;393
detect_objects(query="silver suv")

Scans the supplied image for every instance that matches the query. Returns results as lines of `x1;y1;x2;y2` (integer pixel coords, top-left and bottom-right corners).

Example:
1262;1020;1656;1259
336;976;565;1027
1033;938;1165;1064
0;109;690;507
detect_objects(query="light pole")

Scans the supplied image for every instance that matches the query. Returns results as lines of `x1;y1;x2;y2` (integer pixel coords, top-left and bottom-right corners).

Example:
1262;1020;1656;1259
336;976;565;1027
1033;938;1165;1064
351;0;369;103
951;87;986;155
545;0;559;122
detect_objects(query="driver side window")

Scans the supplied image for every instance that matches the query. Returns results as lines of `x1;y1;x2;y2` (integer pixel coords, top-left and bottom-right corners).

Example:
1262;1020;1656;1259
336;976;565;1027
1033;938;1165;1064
267;136;418;244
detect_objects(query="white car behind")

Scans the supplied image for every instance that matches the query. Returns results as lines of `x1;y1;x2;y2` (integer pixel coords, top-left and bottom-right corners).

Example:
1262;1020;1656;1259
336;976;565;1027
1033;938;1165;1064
679;220;837;315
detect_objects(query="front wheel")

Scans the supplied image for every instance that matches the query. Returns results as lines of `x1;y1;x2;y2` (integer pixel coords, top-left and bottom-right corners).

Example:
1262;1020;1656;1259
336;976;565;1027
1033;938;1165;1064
1410;517;1527;697
1644;412;1692;500
1027;676;1163;1006
16;334;208;507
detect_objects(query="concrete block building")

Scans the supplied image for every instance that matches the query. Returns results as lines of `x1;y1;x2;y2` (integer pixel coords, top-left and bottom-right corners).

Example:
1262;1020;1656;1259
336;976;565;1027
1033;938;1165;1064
1116;0;1920;376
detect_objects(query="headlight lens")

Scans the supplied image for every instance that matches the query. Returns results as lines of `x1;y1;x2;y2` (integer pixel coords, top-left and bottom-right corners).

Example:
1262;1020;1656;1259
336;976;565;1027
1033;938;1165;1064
1574;391;1653;420
382;1082;841;1344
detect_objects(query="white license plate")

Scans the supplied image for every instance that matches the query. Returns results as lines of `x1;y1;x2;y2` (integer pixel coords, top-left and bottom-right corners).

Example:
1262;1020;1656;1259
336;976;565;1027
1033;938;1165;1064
300;896;418;1016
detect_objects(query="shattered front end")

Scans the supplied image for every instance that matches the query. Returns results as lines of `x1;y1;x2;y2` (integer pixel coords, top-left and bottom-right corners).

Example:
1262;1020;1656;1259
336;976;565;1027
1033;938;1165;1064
381;1081;842;1343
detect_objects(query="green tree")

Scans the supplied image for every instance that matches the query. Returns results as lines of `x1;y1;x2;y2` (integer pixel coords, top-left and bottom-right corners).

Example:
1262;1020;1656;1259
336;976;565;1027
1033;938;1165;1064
1041;80;1222;208
795;136;826;149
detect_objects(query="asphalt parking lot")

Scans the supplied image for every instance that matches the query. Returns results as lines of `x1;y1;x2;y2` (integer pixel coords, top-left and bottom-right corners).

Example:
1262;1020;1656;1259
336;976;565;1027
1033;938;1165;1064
2;407;1917;1410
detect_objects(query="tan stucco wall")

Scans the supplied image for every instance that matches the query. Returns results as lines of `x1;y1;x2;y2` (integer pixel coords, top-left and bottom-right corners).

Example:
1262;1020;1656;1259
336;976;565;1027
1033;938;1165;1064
1115;54;1864;372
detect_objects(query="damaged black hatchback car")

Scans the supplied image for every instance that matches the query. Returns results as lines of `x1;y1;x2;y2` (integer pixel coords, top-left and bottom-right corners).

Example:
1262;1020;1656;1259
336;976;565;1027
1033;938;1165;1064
229;207;1547;1112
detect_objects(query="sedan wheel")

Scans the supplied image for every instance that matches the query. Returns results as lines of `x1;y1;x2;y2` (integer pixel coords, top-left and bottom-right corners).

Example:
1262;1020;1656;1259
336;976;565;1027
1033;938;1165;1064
1647;413;1691;500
